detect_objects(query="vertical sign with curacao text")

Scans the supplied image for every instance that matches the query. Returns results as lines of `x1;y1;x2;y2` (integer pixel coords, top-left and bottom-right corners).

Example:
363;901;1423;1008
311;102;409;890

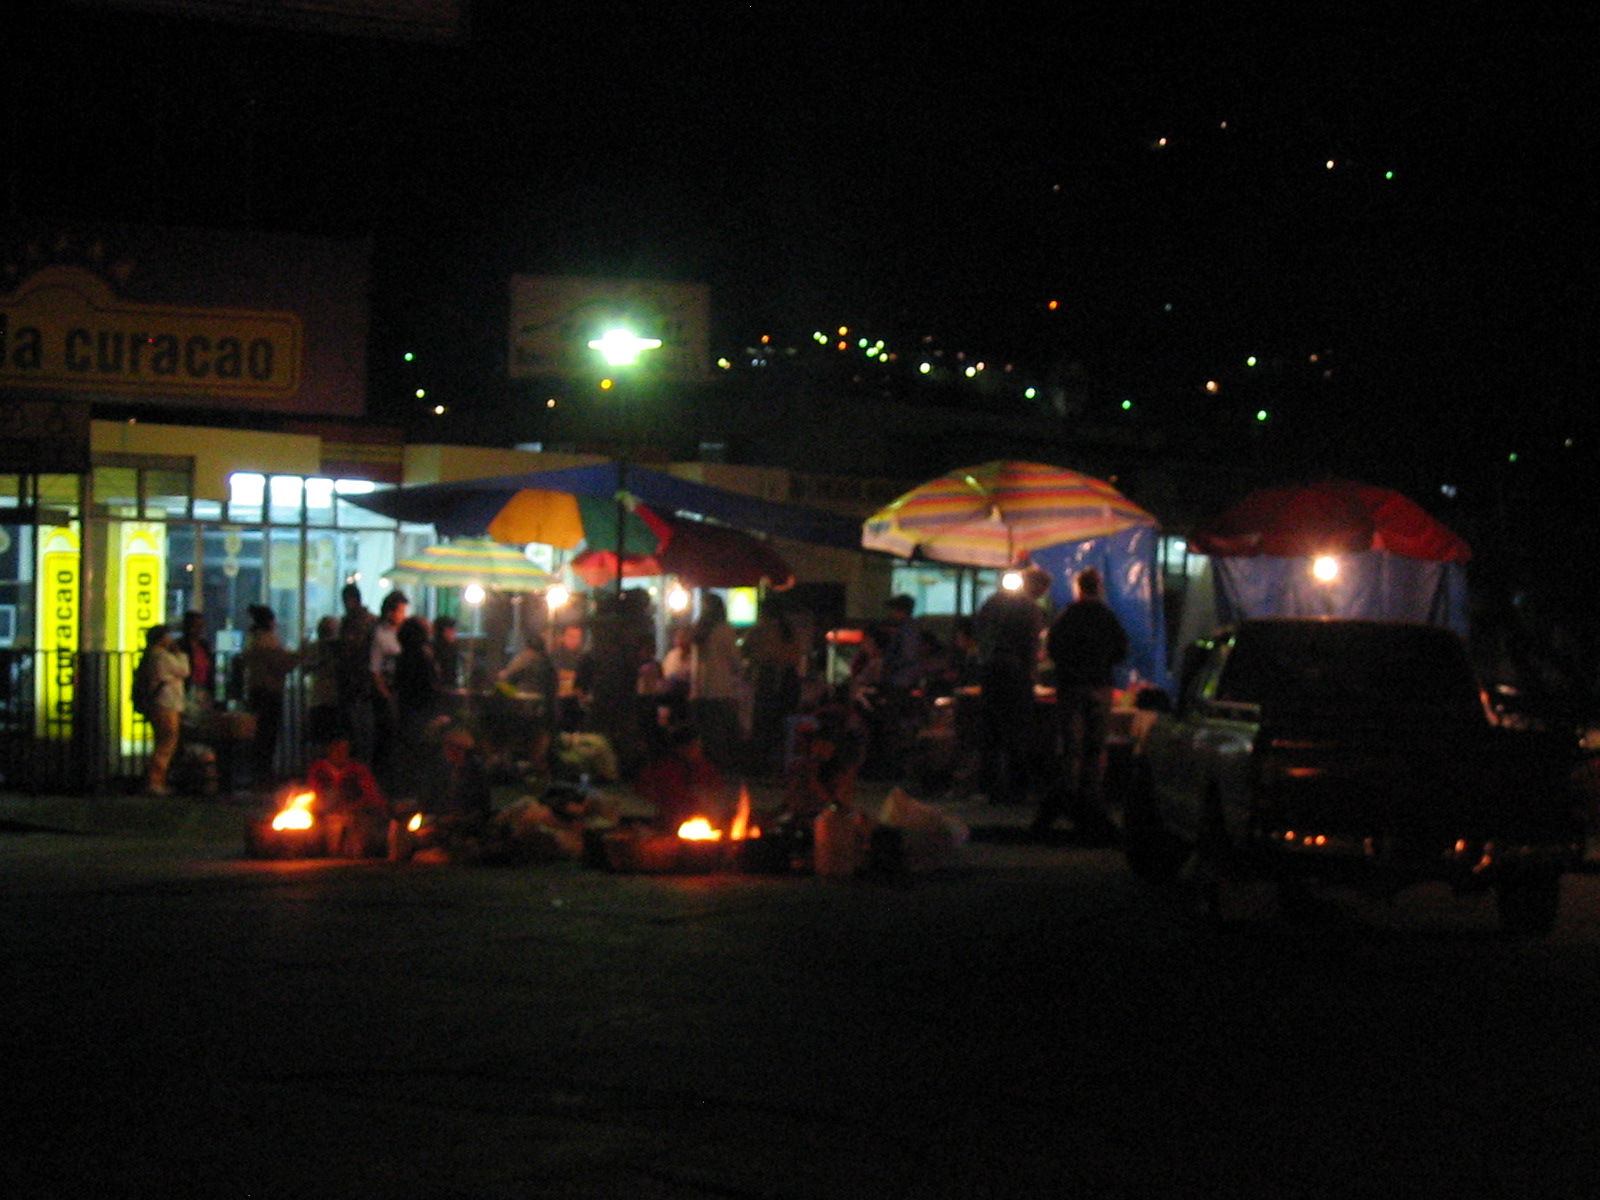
35;526;80;739
116;524;167;743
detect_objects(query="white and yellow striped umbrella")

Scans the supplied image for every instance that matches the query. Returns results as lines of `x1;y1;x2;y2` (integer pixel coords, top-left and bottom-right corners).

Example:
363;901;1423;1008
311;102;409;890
862;461;1154;567
384;538;555;592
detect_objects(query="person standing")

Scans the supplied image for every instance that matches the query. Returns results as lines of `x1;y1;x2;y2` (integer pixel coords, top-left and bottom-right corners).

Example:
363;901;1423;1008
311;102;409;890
1035;567;1128;842
972;564;1051;806
239;605;300;787
879;594;925;778
136;624;190;796
176;609;215;715
688;593;744;772
368;590;410;788
432;614;463;690
335;583;378;767
744;597;802;776
393;614;442;796
304;615;343;748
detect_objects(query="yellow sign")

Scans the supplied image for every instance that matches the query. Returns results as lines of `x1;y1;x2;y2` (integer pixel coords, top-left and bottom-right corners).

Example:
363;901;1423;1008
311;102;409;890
35;526;80;739
1;265;302;400
114;524;167;741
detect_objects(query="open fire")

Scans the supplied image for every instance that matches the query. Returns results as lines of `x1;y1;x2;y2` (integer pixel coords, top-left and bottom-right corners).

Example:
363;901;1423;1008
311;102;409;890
602;787;762;873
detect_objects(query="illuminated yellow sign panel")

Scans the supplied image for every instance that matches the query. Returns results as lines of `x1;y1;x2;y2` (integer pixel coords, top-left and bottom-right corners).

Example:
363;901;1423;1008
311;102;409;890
1;265;302;400
115;524;168;741
35;526;80;738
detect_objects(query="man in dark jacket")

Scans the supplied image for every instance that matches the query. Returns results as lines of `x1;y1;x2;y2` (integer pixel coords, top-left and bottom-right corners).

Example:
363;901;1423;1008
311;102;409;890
1035;567;1127;842
972;565;1052;806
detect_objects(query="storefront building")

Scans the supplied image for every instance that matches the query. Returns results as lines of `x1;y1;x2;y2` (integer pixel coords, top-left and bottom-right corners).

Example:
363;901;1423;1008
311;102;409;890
1;223;383;789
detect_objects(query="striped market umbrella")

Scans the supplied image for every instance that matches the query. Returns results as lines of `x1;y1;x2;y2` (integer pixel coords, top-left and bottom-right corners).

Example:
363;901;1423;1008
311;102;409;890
383;538;556;592
862;460;1155;567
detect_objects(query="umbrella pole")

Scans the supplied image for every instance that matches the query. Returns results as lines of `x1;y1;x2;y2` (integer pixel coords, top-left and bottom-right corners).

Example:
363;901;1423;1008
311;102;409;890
615;458;628;595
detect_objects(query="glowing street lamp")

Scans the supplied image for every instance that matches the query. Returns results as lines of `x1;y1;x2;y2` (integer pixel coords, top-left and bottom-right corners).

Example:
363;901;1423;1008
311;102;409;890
1312;555;1340;583
587;327;663;367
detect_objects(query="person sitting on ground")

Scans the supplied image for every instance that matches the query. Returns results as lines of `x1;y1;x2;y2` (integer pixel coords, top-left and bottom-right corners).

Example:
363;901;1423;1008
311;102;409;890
782;701;864;821
305;731;387;857
420;726;495;828
634;722;723;833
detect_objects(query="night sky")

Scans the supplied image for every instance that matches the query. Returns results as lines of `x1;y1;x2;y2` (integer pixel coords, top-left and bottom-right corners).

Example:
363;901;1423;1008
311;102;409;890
8;5;1589;489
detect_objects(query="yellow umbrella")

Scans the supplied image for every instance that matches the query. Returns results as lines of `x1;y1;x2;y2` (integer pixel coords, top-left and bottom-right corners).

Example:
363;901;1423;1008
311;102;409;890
384;538;555;592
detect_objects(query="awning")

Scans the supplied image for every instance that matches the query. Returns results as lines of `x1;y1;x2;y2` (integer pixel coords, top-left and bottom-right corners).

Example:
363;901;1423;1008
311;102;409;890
345;461;864;550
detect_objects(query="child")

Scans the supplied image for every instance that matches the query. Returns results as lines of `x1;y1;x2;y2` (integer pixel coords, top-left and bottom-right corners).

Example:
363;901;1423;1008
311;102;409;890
305;732;387;857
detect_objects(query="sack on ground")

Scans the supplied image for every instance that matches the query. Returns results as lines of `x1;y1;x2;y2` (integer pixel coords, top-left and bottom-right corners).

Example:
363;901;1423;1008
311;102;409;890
877;786;968;870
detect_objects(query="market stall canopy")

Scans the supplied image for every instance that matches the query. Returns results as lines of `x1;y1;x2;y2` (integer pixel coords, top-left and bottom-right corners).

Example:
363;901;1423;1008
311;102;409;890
347;461;863;550
1183;479;1472;637
569;507;796;590
383;538;556;592
1188;478;1471;562
862;460;1155;568
864;461;1167;687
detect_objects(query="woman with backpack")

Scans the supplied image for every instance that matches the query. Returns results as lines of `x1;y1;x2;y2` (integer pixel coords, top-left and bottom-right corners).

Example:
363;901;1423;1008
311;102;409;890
135;624;190;796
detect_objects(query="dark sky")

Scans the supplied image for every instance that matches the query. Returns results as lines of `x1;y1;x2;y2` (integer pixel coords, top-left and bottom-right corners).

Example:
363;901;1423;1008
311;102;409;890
9;3;1589;480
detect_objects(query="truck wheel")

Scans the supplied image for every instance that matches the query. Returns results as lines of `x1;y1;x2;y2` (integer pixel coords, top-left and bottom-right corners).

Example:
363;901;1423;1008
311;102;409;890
1196;798;1240;922
1123;765;1188;883
1496;873;1560;935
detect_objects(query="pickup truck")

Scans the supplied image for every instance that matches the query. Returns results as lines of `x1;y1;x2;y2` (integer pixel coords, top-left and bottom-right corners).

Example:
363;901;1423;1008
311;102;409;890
1125;619;1585;933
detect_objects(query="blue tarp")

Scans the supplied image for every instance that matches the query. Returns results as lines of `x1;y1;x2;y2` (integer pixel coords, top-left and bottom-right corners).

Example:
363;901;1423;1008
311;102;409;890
1210;551;1470;636
1031;524;1170;689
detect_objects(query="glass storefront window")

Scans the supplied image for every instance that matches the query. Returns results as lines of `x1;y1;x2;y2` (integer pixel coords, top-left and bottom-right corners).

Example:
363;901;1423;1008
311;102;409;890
144;469;192;519
304;477;336;526
267;528;303;639
269;476;304;525
38;475;81;521
93;466;140;517
227;473;265;523
334;479;391;528
163;524;200;617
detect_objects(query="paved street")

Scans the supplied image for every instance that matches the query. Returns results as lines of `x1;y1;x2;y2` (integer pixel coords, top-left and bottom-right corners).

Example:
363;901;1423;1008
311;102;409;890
3;807;1598;1199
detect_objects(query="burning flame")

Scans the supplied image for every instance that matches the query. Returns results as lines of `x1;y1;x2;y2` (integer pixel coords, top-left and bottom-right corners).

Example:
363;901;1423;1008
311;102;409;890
270;791;317;832
729;784;751;842
677;785;758;843
676;817;722;841
407;813;424;833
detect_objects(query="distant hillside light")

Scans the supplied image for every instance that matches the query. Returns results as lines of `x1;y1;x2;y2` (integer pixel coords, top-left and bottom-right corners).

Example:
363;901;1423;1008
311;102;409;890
919;362;933;374
1256;409;1270;422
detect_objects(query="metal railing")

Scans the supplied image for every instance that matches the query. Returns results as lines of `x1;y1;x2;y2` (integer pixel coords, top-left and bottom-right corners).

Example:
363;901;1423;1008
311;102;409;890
0;650;310;796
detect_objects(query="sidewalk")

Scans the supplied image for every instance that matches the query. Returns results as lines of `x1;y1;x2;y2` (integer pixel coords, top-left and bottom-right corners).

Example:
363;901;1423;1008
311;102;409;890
0;776;1043;844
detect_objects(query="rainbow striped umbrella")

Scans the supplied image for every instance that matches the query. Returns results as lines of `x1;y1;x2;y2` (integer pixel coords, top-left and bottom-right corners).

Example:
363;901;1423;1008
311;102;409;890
383;538;556;592
862;461;1155;567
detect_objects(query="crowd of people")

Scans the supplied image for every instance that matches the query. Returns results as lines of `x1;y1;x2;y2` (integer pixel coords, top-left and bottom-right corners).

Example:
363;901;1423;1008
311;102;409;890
134;562;1133;845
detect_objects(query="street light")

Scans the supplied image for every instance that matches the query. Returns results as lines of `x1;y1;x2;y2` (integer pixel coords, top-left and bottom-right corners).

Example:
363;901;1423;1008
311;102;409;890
587;327;662;367
586;325;664;591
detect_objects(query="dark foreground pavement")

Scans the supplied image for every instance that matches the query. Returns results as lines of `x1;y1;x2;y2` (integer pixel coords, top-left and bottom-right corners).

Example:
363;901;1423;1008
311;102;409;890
4;785;1599;1199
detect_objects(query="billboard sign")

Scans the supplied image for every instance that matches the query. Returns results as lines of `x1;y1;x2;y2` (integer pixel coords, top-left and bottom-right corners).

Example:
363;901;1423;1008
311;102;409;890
0;224;368;417
508;275;711;384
